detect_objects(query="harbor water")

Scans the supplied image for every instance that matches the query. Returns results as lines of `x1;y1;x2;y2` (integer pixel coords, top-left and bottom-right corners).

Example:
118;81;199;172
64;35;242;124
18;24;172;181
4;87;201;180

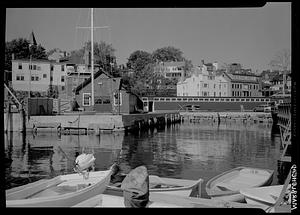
4;120;290;198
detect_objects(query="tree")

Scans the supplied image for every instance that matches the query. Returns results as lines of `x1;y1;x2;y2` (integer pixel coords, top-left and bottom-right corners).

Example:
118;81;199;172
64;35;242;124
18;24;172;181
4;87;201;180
5;38;47;71
151;46;184;62
70;41;115;66
127;50;153;73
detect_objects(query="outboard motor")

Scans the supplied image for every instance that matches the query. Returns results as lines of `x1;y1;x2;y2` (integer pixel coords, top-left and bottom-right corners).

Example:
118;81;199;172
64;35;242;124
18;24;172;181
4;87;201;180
74;153;96;179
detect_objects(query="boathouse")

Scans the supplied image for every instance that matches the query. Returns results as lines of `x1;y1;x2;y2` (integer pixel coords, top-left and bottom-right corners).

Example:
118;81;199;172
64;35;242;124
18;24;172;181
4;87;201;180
73;69;143;114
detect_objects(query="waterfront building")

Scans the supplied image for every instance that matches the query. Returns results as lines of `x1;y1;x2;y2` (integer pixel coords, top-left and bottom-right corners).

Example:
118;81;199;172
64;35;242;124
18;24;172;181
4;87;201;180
11;58;67;94
177;66;230;97
222;70;262;97
74;69;143;114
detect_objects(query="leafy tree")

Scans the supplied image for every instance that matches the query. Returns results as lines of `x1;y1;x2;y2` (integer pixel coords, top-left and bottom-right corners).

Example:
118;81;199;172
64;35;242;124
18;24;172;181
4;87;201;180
5;38;47;71
29;44;47;59
151;46;184;62
127;50;153;73
70;41;116;69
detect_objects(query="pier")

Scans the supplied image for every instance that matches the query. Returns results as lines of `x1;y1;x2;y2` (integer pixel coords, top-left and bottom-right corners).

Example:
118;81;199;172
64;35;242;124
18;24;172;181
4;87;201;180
180;111;273;124
4;111;182;134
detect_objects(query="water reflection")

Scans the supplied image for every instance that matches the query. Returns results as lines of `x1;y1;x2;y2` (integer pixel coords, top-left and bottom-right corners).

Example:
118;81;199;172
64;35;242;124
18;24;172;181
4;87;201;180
5;121;288;198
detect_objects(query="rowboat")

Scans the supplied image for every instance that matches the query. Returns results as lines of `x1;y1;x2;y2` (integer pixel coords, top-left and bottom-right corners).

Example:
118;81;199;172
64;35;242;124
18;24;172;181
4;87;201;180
6;164;116;207
205;166;274;202
105;174;203;198
240;185;289;206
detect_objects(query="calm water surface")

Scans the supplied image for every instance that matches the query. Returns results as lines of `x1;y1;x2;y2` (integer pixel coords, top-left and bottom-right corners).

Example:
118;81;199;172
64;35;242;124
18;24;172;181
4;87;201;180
4;120;288;197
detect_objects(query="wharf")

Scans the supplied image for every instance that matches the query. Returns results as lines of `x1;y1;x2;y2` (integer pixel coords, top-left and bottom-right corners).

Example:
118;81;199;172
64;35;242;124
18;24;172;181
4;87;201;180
4;111;181;133
180;111;273;124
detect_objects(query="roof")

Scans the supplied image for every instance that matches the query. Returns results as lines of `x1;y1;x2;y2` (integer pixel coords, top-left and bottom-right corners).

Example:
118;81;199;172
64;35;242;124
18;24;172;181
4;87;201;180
223;72;259;83
12;58;61;64
74;68;121;93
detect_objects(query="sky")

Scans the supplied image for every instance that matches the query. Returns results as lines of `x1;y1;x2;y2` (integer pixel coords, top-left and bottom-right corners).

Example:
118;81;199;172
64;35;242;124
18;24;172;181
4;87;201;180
5;3;291;72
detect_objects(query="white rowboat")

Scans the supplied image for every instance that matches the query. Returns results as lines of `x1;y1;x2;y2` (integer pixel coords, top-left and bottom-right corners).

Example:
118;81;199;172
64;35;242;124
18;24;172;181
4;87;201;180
6;165;115;207
205;166;274;202
106;175;203;197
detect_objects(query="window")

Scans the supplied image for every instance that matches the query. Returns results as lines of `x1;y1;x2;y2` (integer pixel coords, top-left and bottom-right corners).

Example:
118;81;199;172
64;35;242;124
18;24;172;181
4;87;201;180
18;63;22;70
21;76;24;81
16;75;20;80
62;86;65;91
113;92;122;105
61;76;65;82
50;65;54;71
43;74;47;78
31;76;35;81
35;76;39;81
33;65;37;70
37;66;41;71
50;76;53;81
83;93;91;106
232;84;234;89
61;65;64;71
204;83;208;88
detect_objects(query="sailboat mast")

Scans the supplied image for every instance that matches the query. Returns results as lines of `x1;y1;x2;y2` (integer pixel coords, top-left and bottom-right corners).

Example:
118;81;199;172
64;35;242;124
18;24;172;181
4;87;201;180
91;8;94;106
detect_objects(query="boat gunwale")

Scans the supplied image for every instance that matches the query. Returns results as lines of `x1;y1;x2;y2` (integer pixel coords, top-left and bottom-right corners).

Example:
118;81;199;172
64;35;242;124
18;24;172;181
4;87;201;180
107;176;203;192
6;169;113;206
205;166;274;197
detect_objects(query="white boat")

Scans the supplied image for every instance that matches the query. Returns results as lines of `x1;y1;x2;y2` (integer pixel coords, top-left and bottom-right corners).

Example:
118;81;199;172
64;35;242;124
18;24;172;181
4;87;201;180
205;166;274;202
6;165;116;207
106;174;203;197
240;169;292;213
241;185;285;206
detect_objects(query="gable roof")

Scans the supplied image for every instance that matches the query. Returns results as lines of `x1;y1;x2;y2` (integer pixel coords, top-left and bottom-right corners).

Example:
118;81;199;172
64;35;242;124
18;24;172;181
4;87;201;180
74;68;115;93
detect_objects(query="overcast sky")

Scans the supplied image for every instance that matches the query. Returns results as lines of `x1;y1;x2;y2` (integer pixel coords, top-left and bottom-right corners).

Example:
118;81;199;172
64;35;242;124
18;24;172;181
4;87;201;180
5;3;291;72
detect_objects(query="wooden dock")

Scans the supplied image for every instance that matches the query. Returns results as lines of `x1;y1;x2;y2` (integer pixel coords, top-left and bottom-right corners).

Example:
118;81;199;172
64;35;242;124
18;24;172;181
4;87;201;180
11;111;182;134
180;111;273;124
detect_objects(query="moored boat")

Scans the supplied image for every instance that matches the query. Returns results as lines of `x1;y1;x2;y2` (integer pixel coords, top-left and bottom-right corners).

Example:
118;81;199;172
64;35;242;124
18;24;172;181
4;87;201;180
105;174;203;198
6;164;116;207
205;166;274;202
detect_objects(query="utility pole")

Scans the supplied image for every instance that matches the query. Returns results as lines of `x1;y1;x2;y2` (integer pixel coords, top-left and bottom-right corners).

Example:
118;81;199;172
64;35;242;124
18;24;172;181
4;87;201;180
76;8;110;107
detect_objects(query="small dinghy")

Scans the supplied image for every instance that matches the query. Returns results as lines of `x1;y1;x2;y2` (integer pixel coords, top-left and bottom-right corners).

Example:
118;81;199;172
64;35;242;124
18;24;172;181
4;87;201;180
6;154;117;207
106;174;203;198
205;166;274;202
240;169;292;213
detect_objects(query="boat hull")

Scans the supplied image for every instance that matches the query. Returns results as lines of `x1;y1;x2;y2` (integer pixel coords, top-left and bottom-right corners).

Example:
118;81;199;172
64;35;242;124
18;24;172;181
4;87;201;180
106;176;203;198
205;166;274;202
6;170;113;207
